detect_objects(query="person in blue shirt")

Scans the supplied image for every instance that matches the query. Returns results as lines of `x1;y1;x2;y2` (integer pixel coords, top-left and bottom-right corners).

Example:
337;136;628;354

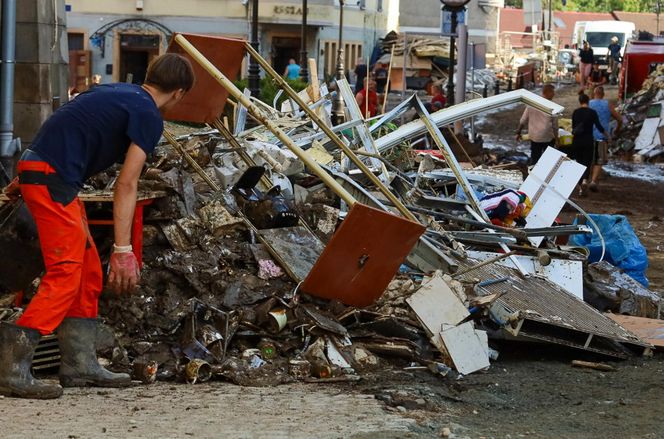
0;53;195;399
284;58;301;80
588;86;622;191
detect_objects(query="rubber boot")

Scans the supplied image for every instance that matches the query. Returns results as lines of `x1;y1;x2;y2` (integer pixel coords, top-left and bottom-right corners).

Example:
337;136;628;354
0;322;63;399
57;317;131;388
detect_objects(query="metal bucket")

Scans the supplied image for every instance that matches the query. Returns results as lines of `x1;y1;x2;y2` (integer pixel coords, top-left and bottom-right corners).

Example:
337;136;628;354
0;200;44;291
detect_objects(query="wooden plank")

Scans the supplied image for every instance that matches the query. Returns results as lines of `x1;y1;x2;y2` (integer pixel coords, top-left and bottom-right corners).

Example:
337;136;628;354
406;273;470;335
439;322;490;375
0;190;167;204
78;190;168;202
300;203;424;307
308;57;320;100
605;314;664;348
572;360;616;372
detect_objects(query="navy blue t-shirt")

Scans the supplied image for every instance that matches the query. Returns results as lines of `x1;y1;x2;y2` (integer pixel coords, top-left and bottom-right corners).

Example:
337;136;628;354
31;83;163;188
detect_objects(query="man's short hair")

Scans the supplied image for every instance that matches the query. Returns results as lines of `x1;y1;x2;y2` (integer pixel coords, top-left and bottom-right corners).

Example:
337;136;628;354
594;86;605;98
144;53;195;93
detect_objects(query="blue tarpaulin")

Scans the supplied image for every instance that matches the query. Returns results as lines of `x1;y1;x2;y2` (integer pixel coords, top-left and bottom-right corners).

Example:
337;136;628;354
569;214;649;287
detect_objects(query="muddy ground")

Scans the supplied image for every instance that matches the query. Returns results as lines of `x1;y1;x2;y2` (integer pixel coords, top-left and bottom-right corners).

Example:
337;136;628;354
3;84;664;439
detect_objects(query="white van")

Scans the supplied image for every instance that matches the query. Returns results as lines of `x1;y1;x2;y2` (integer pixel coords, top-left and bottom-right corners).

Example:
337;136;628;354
582;20;636;62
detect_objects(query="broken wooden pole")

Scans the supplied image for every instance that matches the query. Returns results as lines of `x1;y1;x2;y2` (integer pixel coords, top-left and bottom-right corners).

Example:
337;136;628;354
382;44;395;114
163;130;220;192
241;40;418;223
174;34;357;207
452;251;517;278
571;360;616;372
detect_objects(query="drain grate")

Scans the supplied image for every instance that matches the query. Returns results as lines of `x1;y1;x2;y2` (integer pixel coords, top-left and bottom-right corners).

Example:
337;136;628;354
32;334;60;373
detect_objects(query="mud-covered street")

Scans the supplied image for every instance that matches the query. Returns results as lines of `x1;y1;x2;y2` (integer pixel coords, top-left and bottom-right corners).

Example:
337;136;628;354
2;347;663;438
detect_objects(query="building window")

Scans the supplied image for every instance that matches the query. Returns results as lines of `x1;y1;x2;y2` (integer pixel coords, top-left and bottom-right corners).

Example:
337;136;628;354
68;32;85;51
322;40;363;77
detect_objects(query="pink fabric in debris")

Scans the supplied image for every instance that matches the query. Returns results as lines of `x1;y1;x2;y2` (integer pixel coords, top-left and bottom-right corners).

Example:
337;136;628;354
258;260;285;280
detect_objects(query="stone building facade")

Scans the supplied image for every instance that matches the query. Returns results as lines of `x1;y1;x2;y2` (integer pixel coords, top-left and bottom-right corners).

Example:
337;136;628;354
64;0;392;89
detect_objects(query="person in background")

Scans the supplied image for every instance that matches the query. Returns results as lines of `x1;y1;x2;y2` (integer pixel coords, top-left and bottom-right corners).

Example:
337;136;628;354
570;92;610;196
588;86;622;191
607;36;622;85
283;58;301;80
91;74;102;87
587;63;607;90
374;63;388;94
431;84;447;109
515;84;558;165
578;41;594;90
354;58;368;94
356;78;378;118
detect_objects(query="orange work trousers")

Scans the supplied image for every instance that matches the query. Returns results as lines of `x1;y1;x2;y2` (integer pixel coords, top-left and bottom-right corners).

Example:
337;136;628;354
15;160;102;335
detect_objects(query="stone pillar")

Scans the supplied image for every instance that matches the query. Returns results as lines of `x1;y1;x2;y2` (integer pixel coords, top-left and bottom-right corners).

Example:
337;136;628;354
14;0;68;146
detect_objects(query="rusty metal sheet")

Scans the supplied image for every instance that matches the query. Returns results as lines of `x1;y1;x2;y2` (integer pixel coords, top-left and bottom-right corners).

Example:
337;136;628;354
165;33;246;123
300;203;425;307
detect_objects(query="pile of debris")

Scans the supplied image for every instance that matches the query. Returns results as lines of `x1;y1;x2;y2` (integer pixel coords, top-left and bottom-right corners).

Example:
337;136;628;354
1;37;662;388
378;31;497;92
619;64;664;161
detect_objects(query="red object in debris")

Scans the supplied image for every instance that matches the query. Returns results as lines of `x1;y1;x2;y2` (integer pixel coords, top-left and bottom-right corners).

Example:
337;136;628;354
86;198;156;269
14;290;24;307
619;41;664;100
300;203;425;307
414;150;445;160
165;33;246;123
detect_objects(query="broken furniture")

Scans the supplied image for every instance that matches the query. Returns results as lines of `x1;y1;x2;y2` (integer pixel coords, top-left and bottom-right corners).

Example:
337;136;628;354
171;33;425;307
82;190;166;268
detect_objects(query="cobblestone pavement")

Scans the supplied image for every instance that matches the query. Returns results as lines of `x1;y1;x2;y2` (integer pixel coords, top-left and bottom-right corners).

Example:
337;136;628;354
0;381;420;439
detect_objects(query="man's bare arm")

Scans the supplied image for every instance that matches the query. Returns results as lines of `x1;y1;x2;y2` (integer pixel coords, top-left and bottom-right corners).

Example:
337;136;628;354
113;143;147;246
